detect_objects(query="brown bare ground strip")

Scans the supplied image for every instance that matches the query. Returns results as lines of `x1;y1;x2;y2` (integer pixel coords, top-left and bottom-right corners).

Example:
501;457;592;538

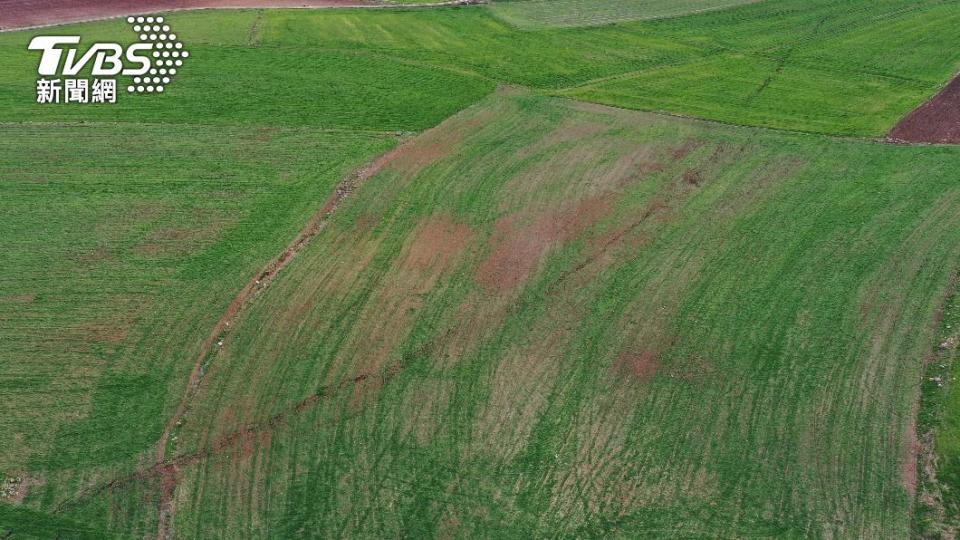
889;74;960;144
402;215;473;272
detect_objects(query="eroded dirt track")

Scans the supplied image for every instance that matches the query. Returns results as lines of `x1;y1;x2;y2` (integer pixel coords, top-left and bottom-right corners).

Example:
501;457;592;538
889;74;960;144
0;0;374;30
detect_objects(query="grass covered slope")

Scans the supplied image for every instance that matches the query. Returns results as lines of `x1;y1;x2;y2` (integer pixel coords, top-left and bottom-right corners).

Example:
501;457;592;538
2;1;960;536
140;91;960;537
490;0;761;29
0;124;395;534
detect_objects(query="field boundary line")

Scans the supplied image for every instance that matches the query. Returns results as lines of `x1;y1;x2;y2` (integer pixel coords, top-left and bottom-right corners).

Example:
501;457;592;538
547;93;889;143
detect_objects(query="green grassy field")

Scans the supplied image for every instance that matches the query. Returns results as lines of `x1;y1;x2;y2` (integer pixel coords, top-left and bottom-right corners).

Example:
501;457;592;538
0;0;957;135
490;0;762;29
108;90;960;538
2;0;960;537
0;124;396;535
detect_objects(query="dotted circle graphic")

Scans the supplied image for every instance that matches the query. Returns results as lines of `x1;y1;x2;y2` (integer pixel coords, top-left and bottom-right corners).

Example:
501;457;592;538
127;15;187;94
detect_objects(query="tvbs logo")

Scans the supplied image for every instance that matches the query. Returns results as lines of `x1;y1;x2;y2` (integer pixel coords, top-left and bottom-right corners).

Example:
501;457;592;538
28;15;188;105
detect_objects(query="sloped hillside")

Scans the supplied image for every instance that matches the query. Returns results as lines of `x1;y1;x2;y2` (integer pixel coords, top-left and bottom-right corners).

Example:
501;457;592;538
102;90;960;537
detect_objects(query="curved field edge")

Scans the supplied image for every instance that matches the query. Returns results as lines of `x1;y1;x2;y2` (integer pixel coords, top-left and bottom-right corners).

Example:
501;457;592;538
95;90;960;537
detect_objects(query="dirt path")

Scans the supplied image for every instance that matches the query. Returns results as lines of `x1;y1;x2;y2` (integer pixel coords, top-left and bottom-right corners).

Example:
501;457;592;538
153;140;413;539
0;0;484;31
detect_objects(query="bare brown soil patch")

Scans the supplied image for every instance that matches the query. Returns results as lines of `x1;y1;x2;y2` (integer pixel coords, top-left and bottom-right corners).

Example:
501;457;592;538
401;215;473;272
0;0;374;30
475;195;611;292
614;350;659;381
134;243;165;257
889;74;960;144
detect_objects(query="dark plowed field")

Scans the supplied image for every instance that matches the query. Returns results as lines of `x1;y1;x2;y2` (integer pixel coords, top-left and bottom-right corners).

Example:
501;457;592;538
889;74;960;144
0;0;373;30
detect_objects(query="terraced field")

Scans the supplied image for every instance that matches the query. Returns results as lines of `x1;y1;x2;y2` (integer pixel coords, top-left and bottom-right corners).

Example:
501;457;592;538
3;0;960;537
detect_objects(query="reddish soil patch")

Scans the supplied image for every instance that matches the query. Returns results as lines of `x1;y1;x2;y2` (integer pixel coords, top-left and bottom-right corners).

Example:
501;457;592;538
889;74;960;144
475;195;611;292
134;243;165;257
614;350;659;381
0;0;374;30
401;215;473;272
